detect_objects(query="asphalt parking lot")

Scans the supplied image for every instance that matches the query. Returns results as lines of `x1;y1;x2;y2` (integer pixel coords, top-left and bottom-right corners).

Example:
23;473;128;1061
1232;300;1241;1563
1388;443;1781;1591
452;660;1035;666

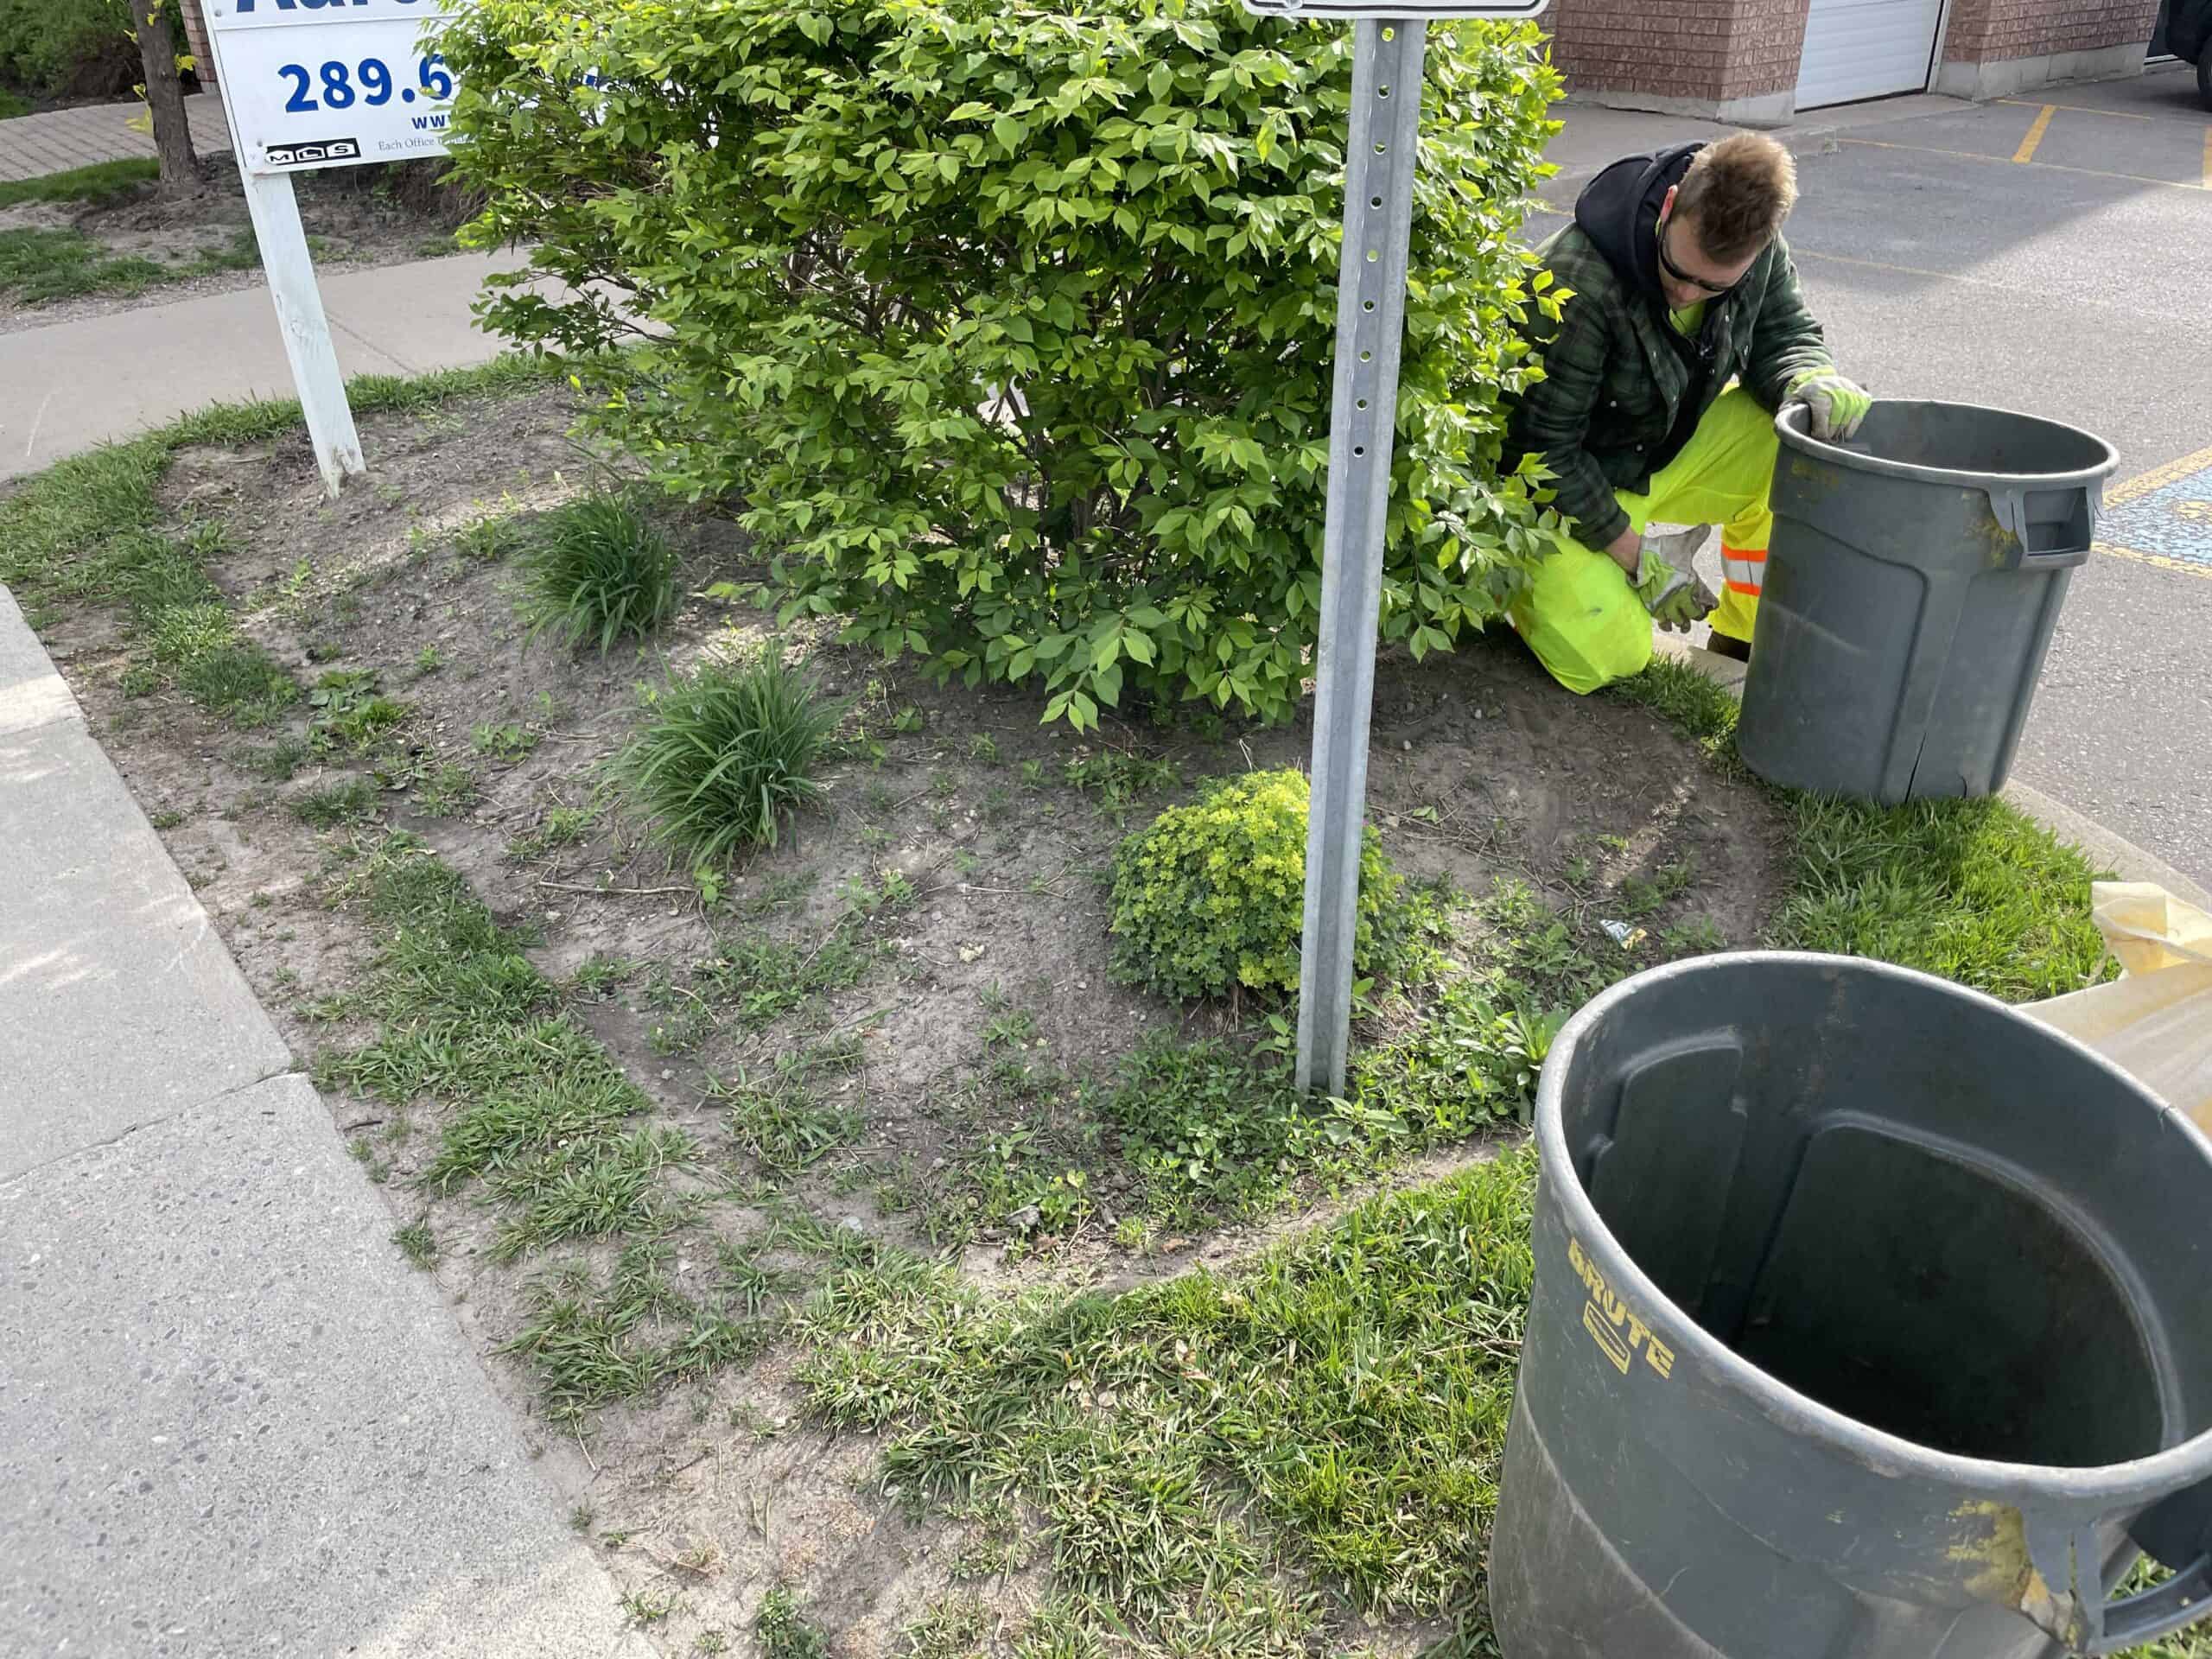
1547;66;2212;880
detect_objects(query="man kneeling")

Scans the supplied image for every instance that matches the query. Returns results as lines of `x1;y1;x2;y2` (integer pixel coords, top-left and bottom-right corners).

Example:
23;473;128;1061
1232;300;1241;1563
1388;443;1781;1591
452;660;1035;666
1504;132;1870;692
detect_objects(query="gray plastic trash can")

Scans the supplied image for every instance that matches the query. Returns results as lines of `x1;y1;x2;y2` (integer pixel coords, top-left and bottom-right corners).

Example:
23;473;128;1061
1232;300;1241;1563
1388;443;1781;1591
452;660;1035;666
1736;402;2117;803
1491;952;2212;1658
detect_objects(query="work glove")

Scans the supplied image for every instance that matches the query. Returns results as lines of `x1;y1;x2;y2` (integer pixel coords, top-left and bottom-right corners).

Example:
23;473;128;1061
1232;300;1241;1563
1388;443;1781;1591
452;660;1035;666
1788;369;1872;442
1632;547;1719;633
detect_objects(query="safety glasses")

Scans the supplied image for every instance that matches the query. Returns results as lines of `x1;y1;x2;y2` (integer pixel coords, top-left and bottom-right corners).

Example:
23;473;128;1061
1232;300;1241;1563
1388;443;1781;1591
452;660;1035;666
1658;217;1748;296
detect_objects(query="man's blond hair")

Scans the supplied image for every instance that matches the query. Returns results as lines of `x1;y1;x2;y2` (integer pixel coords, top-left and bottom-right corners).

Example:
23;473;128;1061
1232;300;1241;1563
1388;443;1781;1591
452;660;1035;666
1675;133;1797;262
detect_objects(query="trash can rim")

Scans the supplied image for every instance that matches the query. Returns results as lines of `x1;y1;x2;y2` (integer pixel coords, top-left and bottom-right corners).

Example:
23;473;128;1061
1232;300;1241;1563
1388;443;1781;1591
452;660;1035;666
1776;400;2120;493
1535;947;2212;1499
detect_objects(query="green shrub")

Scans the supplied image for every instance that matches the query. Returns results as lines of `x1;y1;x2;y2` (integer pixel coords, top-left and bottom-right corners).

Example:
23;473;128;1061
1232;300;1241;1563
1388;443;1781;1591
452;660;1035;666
517;493;679;653
0;0;135;100
613;653;844;864
440;0;1563;729
1109;768;1413;1001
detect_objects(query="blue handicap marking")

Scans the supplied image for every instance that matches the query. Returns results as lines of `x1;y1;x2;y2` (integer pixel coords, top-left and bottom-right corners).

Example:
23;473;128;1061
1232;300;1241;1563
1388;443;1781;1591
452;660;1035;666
2097;454;2212;574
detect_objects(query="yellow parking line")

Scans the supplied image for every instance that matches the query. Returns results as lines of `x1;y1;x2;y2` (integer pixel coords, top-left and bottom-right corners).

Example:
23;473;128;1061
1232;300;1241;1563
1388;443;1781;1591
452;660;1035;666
1836;135;2208;192
1795;246;2007;287
2012;105;2056;164
1999;97;2155;121
2106;440;2212;505
2095;541;2212;581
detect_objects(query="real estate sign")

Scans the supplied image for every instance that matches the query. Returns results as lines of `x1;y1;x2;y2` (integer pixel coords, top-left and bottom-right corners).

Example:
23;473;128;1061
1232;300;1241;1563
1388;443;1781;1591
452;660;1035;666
204;0;457;175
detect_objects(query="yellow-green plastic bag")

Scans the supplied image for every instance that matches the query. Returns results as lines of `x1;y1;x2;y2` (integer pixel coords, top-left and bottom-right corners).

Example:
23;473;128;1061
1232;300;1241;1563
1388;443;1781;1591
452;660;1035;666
2024;882;2212;1131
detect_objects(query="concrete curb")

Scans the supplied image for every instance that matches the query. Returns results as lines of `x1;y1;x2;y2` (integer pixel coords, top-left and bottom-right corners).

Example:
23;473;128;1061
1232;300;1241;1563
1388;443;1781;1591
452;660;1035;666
1653;635;2212;912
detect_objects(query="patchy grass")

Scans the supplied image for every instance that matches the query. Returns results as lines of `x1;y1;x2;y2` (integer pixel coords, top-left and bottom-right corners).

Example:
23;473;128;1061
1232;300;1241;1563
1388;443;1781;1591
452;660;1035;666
313;837;703;1255
714;1058;866;1176
311;836;819;1421
308;670;409;754
754;1586;830;1659
691;923;881;1030
393;1218;438;1269
0;354;574;603
799;1148;1537;1654
1064;746;1182;827
91;520;300;725
614;653;845;864
290;776;379;828
517;492;680;653
4;353;2140;1657
1611;658;2107;1001
0;158;160;208
504;1241;774;1423
0;224;258;305
413;761;478;817
0;226;167;302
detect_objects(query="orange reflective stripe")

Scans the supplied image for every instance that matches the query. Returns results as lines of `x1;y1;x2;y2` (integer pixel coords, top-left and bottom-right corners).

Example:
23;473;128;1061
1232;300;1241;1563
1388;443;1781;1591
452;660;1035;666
1724;579;1762;596
1720;546;1766;563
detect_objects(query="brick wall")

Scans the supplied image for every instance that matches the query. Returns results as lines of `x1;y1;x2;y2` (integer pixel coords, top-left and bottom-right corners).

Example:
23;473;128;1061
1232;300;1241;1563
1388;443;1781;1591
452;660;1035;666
181;0;214;88
1552;0;2155;107
1546;0;1811;105
1941;0;2158;62
1719;0;1814;98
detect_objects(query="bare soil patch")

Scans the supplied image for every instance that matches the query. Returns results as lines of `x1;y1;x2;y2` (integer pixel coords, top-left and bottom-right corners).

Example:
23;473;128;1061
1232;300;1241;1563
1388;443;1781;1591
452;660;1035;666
30;383;1792;1655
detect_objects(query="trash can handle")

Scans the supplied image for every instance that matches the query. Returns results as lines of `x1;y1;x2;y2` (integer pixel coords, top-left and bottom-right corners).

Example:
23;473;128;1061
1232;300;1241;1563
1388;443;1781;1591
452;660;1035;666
2091;1481;2212;1653
1987;486;2094;569
2094;1552;2212;1653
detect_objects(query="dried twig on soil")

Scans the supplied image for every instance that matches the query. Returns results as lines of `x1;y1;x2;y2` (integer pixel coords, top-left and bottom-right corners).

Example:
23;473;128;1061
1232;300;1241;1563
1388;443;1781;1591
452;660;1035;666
535;878;696;897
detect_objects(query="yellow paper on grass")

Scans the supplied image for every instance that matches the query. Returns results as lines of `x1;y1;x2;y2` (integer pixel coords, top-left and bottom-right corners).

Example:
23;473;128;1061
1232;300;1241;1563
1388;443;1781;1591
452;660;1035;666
2023;882;2212;1130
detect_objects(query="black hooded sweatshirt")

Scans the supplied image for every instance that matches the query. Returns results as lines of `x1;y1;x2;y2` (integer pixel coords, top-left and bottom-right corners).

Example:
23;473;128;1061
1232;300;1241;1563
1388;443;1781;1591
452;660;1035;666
1573;142;1727;473
1504;144;1830;550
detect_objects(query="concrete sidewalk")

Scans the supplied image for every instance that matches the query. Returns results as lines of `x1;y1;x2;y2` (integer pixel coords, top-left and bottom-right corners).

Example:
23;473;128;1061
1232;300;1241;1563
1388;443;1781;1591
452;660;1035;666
0;587;651;1657
0;250;527;480
0;92;232;181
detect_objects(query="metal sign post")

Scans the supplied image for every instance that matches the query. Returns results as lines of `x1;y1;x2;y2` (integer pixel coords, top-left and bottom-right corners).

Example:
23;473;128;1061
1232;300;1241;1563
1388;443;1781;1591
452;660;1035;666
202;0;457;496
1240;0;1546;1095
1294;17;1427;1096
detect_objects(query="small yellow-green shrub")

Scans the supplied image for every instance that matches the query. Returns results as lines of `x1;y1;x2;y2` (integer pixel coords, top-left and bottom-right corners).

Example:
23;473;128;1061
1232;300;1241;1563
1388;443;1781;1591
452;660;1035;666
1109;769;1415;1001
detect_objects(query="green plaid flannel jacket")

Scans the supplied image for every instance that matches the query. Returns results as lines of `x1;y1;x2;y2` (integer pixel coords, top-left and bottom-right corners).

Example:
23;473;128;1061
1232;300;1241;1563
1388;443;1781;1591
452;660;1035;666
1508;225;1833;551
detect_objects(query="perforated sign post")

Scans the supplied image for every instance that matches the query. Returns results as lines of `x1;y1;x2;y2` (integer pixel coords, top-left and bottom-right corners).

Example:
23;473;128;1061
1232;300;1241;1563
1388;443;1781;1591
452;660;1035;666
203;0;458;495
1243;0;1547;1096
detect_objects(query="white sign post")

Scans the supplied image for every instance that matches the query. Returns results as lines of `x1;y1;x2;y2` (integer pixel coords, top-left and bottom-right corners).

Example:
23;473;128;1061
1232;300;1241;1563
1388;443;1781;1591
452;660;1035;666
203;0;457;495
1241;0;1547;1096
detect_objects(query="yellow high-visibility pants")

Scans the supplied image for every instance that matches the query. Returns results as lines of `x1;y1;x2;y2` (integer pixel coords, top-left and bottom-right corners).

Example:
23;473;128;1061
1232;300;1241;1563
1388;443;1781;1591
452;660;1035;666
1510;386;1778;695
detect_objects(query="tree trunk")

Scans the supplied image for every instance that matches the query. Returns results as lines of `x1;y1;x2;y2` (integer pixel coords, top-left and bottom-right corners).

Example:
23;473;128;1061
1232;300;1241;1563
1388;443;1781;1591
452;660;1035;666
129;0;203;195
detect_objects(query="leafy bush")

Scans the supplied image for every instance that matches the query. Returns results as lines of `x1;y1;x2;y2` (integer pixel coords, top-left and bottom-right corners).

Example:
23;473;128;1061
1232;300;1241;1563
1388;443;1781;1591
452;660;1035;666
440;0;1563;728
517;493;679;653
613;653;844;864
0;0;135;100
1109;768;1414;1001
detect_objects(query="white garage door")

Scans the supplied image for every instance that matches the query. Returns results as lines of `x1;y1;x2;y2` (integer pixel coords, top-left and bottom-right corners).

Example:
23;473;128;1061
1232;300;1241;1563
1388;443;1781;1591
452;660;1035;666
1795;0;1945;108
